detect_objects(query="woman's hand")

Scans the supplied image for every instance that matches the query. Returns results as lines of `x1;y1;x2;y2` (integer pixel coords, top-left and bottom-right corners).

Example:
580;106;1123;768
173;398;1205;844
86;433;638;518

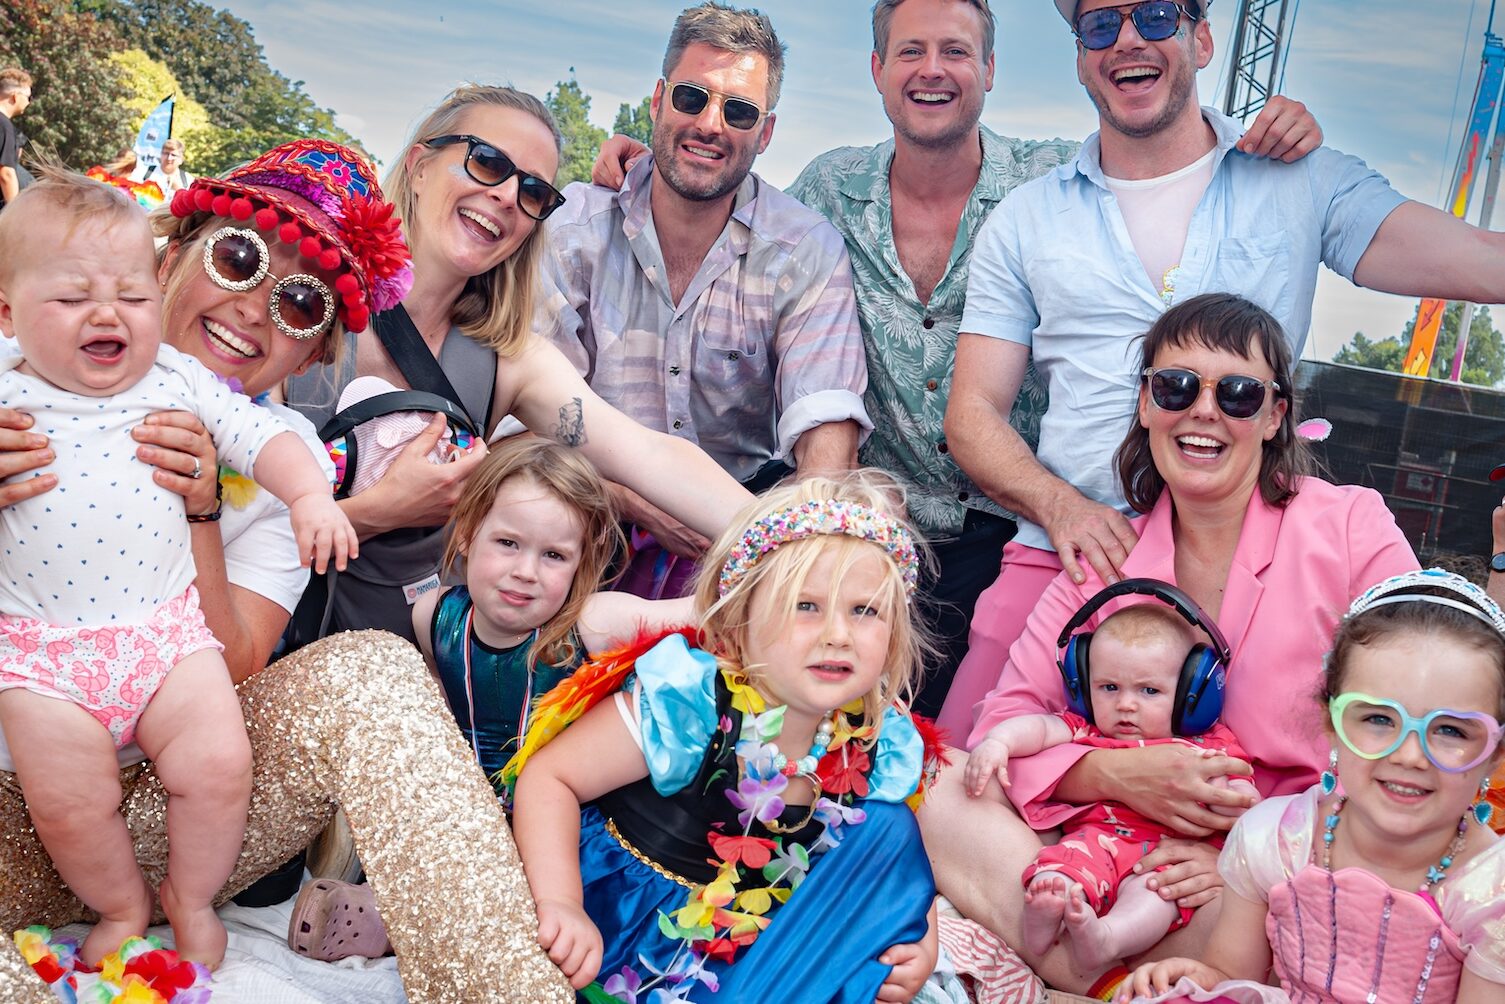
0;407;56;506
535;899;603;990
350;414;488;536
132;410;220;516
1134;837;1224;910
1117;957;1229;1003
1096;746;1255;837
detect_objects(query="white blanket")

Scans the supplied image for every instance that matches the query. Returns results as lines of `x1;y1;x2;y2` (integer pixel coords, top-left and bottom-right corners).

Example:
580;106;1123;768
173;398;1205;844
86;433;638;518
55;896;405;1003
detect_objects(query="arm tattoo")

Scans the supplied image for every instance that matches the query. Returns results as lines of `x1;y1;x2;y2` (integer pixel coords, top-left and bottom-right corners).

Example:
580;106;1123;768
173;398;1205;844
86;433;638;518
553;397;587;447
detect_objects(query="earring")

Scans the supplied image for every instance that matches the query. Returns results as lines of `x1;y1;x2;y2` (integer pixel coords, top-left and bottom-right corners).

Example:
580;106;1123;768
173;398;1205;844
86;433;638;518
1475;776;1495;828
1320;748;1338;796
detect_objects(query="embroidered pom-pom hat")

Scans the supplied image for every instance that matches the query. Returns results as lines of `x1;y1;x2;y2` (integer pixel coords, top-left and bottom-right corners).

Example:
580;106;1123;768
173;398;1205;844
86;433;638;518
166;139;413;333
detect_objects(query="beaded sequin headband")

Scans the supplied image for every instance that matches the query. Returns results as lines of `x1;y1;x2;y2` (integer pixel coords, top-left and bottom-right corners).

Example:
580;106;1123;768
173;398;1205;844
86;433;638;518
717;499;919;598
1346;568;1505;635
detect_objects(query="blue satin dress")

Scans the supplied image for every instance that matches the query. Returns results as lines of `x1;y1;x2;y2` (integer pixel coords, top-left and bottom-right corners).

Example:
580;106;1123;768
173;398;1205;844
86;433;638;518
578;635;935;1002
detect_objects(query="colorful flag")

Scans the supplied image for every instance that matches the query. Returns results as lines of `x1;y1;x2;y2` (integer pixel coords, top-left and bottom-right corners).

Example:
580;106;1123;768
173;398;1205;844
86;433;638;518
132;95;175;176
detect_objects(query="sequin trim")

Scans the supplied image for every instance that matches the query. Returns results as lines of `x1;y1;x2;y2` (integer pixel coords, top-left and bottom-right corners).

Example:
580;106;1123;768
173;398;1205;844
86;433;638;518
1325;871;1338;995
1413;928;1442;1003
604;817;695;889
1366;894;1393;1003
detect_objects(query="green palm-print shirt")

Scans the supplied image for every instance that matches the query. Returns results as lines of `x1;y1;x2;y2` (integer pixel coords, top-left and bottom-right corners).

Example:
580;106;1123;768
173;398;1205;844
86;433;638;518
787;127;1078;536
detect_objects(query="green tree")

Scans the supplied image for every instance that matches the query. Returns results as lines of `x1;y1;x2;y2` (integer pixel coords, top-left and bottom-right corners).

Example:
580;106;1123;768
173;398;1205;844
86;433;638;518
546;74;607;187
0;0;131;168
612;96;654;146
82;0;363;174
108;48;213;154
1335;302;1505;386
1333;331;1406;373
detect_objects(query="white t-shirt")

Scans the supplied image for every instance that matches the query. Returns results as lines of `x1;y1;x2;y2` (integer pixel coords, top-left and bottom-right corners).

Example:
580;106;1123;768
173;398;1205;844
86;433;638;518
1103;148;1217;303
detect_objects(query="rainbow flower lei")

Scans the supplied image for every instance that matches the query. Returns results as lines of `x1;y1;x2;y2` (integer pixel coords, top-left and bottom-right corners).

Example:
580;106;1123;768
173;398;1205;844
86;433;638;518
598;671;875;1003
13;926;212;1003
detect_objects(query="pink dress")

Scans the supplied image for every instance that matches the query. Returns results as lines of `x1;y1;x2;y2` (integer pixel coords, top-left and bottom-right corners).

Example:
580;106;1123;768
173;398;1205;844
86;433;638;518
1132;785;1505;1003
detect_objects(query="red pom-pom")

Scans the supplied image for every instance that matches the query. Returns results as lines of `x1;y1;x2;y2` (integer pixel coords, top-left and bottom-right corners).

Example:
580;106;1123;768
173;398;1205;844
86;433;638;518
254;208;280;230
193;189;215;213
170;190;194;216
278;222;302;245
334;273;360;294
230;197;254;221
342;290;363;307
299;236;322;259
318;248;342;271
345;305;369;331
211;194;233;217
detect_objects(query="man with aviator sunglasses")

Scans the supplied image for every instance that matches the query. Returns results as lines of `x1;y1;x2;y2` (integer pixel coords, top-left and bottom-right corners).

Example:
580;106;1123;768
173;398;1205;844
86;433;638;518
536;2;870;593
941;0;1505;737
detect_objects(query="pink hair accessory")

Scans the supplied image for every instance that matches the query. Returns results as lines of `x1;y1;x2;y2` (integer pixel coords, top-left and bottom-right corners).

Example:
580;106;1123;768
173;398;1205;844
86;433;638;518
717;499;919;598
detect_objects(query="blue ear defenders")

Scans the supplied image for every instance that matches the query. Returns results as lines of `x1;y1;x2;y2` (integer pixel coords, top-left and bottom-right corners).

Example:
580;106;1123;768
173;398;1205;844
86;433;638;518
1055;578;1231;736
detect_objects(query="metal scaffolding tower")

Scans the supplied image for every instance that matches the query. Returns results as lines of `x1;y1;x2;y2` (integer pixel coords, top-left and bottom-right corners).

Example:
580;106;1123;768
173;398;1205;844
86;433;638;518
1221;0;1294;120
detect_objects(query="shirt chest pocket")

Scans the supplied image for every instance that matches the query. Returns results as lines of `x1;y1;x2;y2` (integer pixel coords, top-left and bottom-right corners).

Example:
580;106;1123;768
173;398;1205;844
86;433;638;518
691;283;773;383
1199;232;1292;320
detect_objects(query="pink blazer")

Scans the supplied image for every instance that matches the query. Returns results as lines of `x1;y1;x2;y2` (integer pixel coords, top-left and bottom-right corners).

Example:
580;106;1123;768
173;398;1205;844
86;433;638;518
969;477;1420;830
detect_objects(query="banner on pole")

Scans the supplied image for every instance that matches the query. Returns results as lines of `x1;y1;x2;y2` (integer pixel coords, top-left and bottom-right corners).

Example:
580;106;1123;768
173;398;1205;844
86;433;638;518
132;95;175;176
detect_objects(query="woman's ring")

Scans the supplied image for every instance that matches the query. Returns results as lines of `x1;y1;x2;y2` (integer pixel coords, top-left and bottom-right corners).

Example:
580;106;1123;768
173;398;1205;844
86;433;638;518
189;457;203;480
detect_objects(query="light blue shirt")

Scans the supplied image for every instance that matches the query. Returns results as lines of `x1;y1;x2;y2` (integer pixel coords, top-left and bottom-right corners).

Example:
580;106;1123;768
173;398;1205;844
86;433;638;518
961;107;1407;551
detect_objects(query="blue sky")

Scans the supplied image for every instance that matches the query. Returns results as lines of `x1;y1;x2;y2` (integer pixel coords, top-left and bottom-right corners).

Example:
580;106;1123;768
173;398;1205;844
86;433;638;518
219;0;1500;365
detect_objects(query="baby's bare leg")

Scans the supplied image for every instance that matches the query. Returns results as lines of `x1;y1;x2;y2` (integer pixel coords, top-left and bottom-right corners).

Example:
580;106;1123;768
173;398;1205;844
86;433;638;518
1022;871;1074;957
0;690;151;965
1062;871;1179;972
134;649;251;968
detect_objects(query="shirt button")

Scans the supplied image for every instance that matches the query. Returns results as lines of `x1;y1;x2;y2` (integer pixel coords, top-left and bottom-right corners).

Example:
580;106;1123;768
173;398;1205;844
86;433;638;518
672;419;684;430
727;351;740;361
669;365;682;376
925;378;938;391
937;441;949;454
958;491;970;502
922;317;935;330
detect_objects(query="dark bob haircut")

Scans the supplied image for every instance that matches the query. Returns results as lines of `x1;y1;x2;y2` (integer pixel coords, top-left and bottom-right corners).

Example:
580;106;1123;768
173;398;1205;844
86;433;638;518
1114;292;1313;514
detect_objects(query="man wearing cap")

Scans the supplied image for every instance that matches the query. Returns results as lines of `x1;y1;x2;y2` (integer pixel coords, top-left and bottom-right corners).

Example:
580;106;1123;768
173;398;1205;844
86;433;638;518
939;0;1505;737
536;1;869;591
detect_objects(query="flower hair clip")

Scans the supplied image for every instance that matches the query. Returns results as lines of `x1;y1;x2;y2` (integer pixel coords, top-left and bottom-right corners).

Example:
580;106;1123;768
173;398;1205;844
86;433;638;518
718;499;919;598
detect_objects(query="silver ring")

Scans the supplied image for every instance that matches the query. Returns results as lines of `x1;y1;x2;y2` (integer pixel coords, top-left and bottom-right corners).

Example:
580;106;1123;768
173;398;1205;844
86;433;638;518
189;457;203;480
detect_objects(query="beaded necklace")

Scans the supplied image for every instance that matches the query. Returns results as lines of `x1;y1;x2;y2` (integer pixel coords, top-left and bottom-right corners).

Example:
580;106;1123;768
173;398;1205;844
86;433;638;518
1320;795;1470;891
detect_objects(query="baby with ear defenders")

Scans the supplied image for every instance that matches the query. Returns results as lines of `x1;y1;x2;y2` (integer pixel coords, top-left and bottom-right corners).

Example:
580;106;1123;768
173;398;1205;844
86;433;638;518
964;579;1258;973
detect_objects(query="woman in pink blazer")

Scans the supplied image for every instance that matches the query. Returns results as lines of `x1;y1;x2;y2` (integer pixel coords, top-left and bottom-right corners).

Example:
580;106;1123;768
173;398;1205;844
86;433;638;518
920;294;1419;995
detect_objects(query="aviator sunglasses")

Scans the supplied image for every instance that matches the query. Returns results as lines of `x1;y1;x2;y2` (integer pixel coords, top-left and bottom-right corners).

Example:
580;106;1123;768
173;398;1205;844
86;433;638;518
1330;692;1504;774
201;227;335;340
425;134;567;222
667;81;766;132
1075;0;1197;50
1142;366;1280;420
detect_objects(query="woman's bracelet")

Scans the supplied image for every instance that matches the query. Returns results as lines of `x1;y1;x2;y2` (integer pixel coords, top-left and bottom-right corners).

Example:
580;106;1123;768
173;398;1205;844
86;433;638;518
187;481;224;524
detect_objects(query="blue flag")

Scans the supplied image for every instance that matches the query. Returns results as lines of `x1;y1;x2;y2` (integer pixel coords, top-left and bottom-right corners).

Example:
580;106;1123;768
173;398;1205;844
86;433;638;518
133;96;175;175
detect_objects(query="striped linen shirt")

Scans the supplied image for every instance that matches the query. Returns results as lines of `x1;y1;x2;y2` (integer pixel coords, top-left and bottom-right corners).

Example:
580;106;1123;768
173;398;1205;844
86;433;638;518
536;157;870;483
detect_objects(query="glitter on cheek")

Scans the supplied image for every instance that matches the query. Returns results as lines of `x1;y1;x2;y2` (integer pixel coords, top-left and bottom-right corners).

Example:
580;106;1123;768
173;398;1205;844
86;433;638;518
0;631;573;1003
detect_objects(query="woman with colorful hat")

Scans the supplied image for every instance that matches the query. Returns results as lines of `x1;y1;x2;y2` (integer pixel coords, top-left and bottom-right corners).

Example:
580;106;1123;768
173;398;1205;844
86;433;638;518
282;84;750;642
0;139;574;1002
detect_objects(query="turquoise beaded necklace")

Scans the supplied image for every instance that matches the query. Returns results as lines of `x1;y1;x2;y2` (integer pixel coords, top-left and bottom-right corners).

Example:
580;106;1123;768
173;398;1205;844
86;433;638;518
1320;795;1470;892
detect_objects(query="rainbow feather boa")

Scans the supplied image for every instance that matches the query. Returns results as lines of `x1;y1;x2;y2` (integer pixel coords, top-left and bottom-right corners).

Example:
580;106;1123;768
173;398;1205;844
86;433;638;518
13;927;212;1003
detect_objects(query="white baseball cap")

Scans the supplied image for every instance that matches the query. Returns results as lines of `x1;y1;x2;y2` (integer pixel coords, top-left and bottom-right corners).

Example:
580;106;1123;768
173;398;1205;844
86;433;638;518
1056;0;1212;26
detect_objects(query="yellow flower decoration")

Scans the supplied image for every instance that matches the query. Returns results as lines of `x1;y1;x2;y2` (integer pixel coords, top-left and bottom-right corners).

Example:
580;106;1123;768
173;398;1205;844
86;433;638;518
116;975;168;1004
13;928;47;964
219;467;260;510
674;898;717;931
723;671;767;715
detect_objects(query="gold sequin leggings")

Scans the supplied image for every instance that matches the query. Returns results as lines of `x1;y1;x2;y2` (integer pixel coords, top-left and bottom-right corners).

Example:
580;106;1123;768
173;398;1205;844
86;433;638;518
0;630;572;1003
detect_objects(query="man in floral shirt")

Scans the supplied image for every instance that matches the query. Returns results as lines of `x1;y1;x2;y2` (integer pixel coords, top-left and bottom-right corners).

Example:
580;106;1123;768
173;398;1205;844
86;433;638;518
786;0;1074;716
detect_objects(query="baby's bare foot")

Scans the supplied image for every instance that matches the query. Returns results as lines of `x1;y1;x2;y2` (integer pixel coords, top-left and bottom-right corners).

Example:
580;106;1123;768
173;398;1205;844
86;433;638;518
160;876;228;969
1021;872;1073;957
80;911;149;969
1062;885;1119;972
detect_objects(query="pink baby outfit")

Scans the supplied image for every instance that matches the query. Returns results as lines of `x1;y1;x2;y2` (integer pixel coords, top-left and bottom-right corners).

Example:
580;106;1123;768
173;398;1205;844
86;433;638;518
1022;713;1248;929
1128;785;1505;1003
0;586;220;746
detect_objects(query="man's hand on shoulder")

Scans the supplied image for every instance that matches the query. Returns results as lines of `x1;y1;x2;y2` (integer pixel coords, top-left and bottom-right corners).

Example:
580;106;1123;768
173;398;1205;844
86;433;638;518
1236;95;1322;163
